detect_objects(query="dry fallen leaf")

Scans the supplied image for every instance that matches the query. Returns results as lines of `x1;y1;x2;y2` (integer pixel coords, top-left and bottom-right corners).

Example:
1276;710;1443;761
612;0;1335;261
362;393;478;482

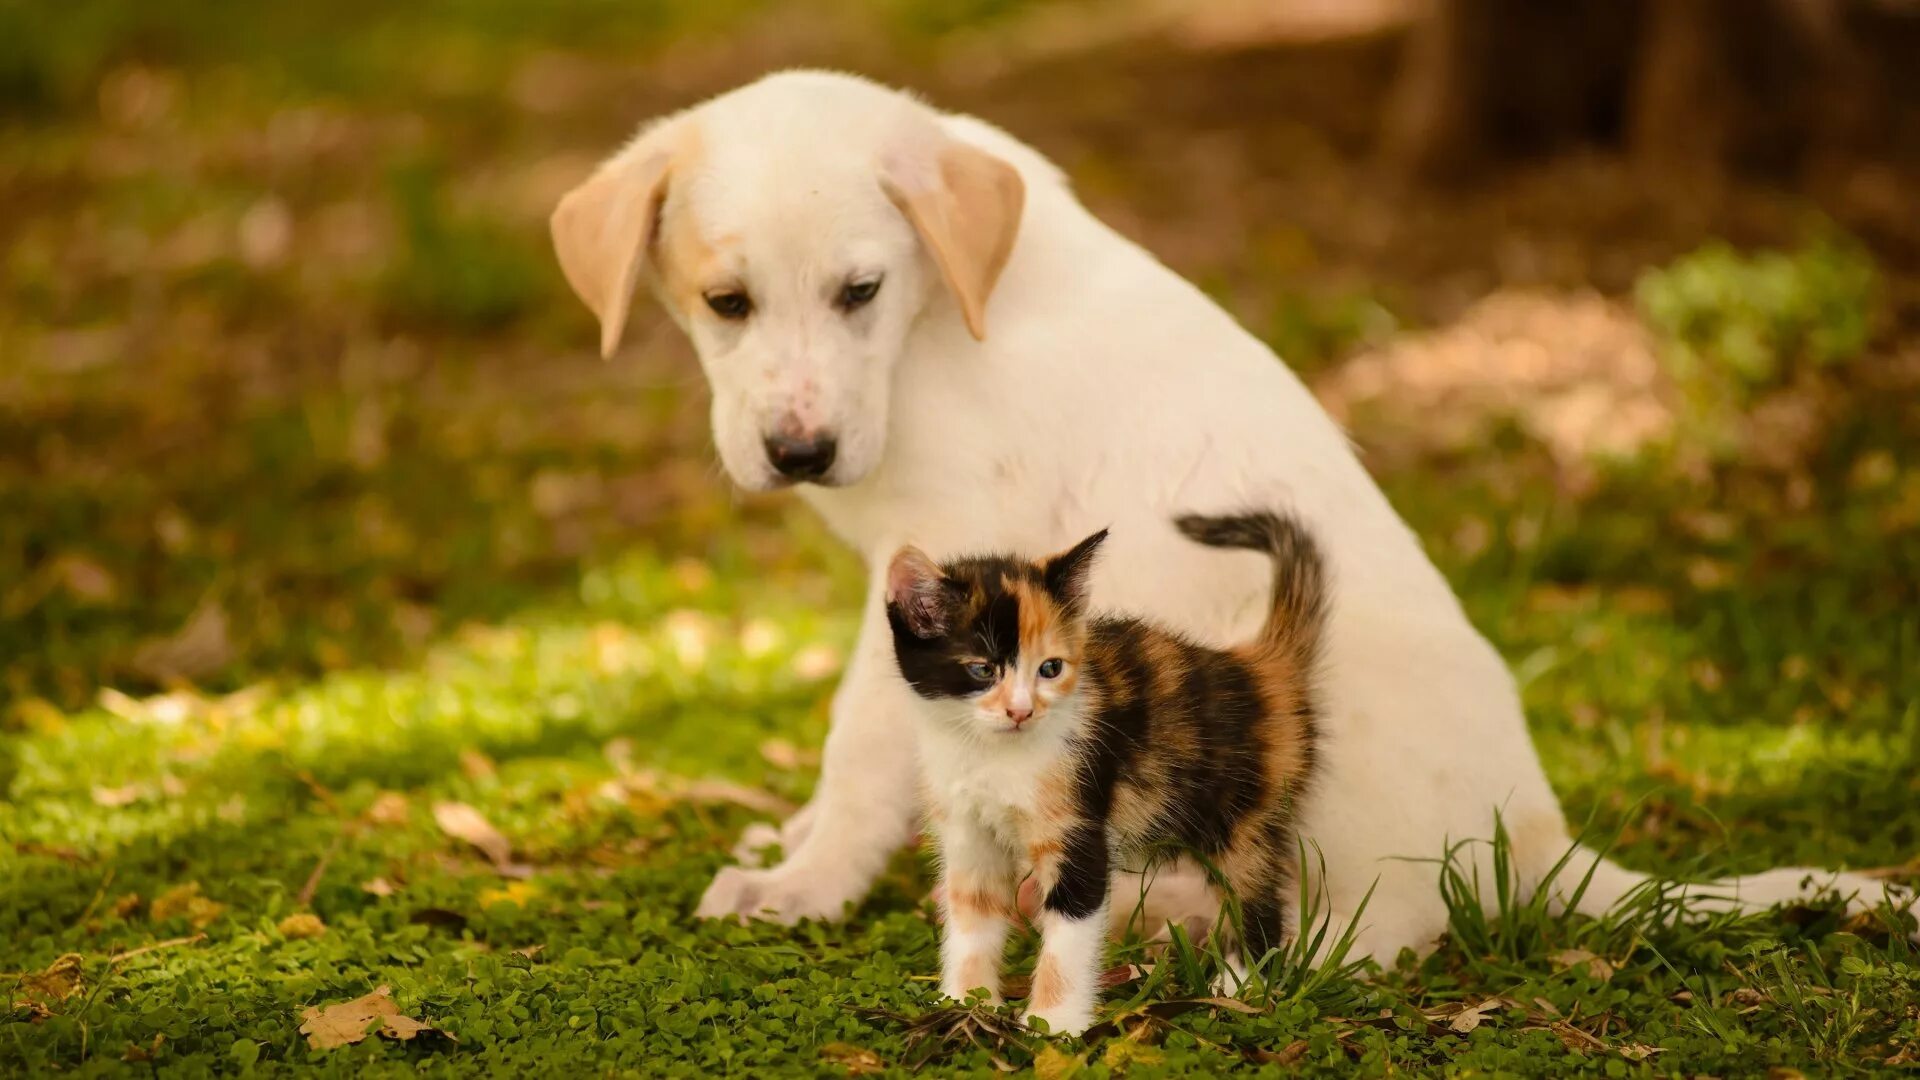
1551;948;1617;982
91;784;145;808
277;913;327;939
791;643;842;681
758;738;818;772
1248;1040;1309;1065
1425;995;1520;1034
360;877;398;897
17;954;85;1004
149;883;225;928
459;749;497;781
121;1034;166;1063
366;792;411;827
679;778;796;817
130;598;234;682
1191;996;1263;1015
431;801;529;876
608;770;797;818
819;1041;887;1075
1033;1044;1085;1079
298;986;449;1050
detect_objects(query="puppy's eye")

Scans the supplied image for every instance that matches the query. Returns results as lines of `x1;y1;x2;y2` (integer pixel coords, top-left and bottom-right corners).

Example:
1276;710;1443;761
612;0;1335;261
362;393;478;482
963;661;995;683
705;290;752;320
838;277;882;311
1038;658;1064;679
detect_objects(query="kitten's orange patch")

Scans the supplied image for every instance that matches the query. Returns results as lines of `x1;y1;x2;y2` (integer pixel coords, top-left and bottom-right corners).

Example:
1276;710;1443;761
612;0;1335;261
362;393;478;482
946;886;1016;921
1027;955;1068;1012
1240;647;1312;787
977;678;1012;717
1025;837;1064;869
1106;775;1170;846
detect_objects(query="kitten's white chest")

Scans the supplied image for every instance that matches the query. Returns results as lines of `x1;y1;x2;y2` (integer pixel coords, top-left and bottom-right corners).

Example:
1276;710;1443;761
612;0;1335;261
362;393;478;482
917;723;1065;852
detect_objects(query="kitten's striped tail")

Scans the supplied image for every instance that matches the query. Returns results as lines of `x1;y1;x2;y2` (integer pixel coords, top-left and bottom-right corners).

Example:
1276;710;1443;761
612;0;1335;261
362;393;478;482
1173;511;1329;673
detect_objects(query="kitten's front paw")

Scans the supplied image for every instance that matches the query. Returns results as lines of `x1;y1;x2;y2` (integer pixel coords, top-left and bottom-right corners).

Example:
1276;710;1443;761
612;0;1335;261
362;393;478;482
1022;1005;1094;1038
941;984;1003;1007
693;863;857;924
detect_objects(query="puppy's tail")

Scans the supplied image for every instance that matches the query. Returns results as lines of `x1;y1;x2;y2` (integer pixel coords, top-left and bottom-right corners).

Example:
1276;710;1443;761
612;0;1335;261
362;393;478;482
1174;511;1329;676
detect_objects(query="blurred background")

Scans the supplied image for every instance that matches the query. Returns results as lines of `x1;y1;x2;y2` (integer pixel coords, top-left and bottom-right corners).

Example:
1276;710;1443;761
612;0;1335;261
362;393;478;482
3;0;1919;975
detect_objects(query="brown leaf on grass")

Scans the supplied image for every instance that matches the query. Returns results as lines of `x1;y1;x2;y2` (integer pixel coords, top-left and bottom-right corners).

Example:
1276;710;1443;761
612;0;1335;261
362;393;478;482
149;883;224;928
791;643;842;681
459;749;497;780
91;784;144;807
758;738;819;772
1550;948;1617;982
1545;1020;1609;1055
1248;1040;1309;1065
1033;1044;1085;1080
298;986;450;1050
1423;995;1520;1034
819;1041;887;1075
431;801;530;877
2;553;119;618
679;779;796;817
1103;1034;1166;1069
18;954;85;1004
1190;996;1263;1014
130;598;234;682
607;770;797;818
365;792;411;826
277;913;327;939
111;894;143;919
360;877;398;897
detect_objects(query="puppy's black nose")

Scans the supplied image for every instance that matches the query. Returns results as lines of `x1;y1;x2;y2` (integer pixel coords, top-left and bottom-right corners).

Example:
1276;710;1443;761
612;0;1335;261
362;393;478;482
763;432;837;481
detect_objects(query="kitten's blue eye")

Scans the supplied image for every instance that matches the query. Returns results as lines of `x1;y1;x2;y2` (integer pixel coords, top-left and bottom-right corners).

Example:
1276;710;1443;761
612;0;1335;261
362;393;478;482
1038;658;1064;679
964;661;995;682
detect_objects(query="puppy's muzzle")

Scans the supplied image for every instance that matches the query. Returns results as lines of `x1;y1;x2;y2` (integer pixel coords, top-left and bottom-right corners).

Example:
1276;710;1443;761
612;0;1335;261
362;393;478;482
763;429;838;483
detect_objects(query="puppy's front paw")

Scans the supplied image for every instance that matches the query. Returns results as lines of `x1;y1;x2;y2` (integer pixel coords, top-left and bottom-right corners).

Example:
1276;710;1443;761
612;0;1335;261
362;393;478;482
729;823;785;867
693;863;857;924
1022;1004;1094;1038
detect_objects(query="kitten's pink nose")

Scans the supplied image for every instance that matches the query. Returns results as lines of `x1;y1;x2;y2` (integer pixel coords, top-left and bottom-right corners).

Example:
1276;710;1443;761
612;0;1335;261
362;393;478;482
1006;705;1032;727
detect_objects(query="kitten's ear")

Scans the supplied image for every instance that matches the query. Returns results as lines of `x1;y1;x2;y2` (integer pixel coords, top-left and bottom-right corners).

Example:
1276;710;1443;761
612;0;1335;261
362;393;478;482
1042;528;1108;613
886;546;949;639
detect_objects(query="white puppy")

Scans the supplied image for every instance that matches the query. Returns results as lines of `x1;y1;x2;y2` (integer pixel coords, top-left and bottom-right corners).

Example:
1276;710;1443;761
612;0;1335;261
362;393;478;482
551;70;1907;963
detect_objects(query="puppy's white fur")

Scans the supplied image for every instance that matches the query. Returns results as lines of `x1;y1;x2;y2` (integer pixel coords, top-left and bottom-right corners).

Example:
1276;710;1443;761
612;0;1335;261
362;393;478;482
553;71;1911;963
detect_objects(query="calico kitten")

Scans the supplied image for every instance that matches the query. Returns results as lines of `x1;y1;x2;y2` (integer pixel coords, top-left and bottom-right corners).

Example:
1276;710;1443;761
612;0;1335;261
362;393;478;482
885;512;1328;1036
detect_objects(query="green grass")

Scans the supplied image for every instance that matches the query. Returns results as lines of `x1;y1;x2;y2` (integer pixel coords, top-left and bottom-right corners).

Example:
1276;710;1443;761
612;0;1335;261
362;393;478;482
5;1;1920;1074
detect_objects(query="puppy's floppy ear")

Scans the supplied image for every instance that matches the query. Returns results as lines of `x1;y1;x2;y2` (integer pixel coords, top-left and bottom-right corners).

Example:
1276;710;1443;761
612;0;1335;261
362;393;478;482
886;546;950;639
1042;528;1108;614
879;133;1025;342
550;120;684;359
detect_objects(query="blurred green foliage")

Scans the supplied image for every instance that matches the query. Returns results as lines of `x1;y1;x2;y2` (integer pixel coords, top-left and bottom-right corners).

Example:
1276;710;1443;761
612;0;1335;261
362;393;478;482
0;0;775;115
381;161;550;330
1637;235;1880;443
